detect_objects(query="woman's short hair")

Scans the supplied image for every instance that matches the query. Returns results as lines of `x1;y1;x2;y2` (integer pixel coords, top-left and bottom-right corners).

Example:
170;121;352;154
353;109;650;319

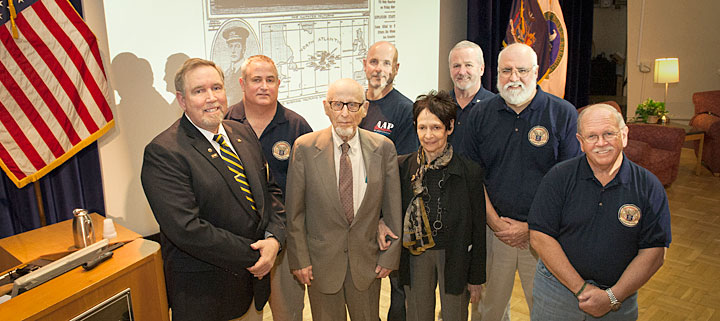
413;90;456;130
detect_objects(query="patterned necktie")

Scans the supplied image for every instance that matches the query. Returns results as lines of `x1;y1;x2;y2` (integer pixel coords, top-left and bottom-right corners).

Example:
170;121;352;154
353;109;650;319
339;142;354;224
213;134;256;212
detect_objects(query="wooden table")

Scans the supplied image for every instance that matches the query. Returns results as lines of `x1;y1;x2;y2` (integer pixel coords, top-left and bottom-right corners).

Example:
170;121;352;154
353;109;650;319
0;214;169;321
663;122;705;176
0;214;140;272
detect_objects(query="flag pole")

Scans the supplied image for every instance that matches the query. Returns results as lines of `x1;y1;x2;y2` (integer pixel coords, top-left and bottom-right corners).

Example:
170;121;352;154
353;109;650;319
33;181;47;226
8;0;19;39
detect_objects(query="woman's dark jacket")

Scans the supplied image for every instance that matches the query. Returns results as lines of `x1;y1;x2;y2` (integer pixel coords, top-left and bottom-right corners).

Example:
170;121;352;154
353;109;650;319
397;151;487;294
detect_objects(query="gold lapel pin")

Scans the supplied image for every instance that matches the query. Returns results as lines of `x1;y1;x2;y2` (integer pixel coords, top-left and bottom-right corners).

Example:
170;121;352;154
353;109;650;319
207;148;213;152
236;138;242;143
211;153;218;158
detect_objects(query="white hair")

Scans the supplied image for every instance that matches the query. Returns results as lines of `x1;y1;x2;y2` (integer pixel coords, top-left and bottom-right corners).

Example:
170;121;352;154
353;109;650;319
449;40;484;66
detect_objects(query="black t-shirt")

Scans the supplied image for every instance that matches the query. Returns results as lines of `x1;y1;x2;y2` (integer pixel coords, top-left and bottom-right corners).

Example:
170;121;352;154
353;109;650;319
359;88;418;155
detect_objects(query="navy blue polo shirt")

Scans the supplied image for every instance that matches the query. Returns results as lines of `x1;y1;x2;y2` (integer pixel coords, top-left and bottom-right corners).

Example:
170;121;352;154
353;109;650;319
359;88;418;155
449;86;495;156
226;101;312;194
464;86;580;221
528;155;671;287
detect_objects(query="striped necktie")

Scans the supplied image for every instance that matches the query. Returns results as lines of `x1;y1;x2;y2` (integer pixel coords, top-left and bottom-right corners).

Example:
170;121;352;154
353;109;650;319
213;134;256;212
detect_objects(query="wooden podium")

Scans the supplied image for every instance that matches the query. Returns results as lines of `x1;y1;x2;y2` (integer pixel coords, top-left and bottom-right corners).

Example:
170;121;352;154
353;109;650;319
0;214;169;321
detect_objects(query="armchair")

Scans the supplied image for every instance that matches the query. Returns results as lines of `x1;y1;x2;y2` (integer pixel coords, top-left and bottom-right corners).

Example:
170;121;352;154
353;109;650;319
578;101;685;185
690;90;720;175
624;123;685;185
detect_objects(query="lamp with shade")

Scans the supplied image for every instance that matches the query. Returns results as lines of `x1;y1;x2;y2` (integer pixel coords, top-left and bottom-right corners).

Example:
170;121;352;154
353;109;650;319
654;58;679;105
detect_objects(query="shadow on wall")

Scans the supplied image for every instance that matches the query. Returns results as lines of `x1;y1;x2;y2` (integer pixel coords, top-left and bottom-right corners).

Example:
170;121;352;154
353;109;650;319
164;53;190;111
106;52;182;233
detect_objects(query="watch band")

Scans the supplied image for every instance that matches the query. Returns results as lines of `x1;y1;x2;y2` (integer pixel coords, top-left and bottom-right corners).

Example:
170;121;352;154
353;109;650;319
605;288;621;311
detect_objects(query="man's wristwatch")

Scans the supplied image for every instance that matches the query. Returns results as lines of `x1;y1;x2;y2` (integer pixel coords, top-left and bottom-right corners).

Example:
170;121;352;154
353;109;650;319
605;288;622;311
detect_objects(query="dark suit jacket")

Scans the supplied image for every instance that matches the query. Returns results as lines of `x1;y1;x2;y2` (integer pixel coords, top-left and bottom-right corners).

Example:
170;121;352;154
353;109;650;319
285;128;402;294
141;116;285;321
397;151;487;294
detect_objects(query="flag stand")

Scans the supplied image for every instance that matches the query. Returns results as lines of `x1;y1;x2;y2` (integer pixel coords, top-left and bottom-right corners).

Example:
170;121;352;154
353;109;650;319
33;181;47;226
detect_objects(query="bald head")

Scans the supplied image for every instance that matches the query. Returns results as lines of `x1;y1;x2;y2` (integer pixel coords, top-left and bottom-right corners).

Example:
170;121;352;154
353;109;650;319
577;104;625;135
368;41;398;64
498;43;538;67
327;78;366;101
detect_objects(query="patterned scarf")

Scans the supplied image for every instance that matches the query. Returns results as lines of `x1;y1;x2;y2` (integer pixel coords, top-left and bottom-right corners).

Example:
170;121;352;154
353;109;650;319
402;143;453;255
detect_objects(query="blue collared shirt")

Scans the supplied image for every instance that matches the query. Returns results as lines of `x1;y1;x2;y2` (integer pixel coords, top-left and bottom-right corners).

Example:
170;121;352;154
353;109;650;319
226;101;312;195
528;154;672;287
463;86;580;221
449;86;495;156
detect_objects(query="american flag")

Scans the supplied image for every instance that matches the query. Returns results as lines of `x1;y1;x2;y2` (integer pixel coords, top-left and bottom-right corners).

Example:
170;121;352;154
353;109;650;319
0;0;113;188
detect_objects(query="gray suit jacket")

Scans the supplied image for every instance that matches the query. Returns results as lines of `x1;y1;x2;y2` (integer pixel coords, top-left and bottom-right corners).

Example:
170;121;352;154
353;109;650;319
285;127;402;294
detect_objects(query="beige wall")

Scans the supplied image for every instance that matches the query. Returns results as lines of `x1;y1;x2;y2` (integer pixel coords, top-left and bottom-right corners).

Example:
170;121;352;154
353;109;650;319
627;0;720;121
83;1;165;235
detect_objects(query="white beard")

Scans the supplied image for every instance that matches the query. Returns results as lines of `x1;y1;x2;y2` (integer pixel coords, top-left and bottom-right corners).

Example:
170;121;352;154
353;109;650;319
335;126;355;138
499;80;534;106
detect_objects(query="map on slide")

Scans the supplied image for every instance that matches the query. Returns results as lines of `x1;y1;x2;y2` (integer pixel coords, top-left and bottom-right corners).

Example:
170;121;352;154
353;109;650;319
260;19;369;101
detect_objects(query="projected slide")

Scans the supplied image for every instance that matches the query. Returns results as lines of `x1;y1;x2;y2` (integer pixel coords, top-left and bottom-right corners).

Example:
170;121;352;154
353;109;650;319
204;0;397;106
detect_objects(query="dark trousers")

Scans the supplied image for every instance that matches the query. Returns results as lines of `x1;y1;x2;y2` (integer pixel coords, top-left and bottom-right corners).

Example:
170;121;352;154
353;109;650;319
386;270;406;321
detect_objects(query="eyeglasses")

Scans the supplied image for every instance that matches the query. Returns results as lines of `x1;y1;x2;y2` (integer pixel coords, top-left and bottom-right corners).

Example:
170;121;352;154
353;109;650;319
498;67;535;78
582;131;621;143
328;101;363;112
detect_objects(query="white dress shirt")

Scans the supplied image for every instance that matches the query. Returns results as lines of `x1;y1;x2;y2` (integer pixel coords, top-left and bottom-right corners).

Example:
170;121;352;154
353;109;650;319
185;114;239;156
331;126;367;217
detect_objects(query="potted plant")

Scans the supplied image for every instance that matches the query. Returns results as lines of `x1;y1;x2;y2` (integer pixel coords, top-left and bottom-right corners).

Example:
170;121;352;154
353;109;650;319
635;98;668;123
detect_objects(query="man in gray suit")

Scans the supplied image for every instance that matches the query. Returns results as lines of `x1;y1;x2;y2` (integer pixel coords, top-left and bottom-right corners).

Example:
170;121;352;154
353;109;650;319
285;78;402;321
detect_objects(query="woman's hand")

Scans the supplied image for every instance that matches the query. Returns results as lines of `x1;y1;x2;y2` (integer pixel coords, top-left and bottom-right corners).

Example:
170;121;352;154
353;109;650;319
377;218;398;250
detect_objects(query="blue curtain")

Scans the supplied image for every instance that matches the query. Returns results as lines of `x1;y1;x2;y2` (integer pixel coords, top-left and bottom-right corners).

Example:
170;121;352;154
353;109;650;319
0;0;106;238
0;143;106;238
560;0;594;108
467;0;513;95
466;0;594;108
